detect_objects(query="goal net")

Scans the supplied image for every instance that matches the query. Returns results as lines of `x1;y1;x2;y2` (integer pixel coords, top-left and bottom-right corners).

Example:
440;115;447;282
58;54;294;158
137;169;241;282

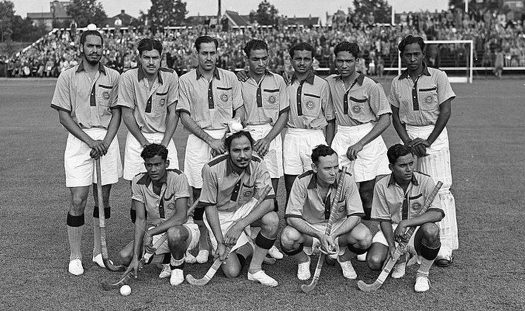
396;40;474;83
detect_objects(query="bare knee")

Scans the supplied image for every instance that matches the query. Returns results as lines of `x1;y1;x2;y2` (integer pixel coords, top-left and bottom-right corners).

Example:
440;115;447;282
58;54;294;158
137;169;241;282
420;223;440;244
222;258;241;278
367;253;384;271
167;226;189;244
261;211;279;236
280;226;301;250
70;191;88;214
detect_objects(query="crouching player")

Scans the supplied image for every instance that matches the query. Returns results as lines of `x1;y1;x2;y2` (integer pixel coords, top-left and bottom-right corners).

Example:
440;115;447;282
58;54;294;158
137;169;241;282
120;144;199;286
366;144;444;292
280;145;372;280
199;128;280;287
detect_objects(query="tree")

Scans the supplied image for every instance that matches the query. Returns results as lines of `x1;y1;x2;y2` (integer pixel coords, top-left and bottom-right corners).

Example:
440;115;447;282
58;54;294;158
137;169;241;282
67;0;107;28
11;16;47;42
449;0;500;12
0;0;15;42
249;0;279;26
353;0;391;24
147;0;188;27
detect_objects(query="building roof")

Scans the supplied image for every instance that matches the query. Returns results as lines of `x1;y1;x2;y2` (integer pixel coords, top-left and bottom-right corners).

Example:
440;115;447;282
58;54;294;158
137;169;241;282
106;10;137;27
26;0;70;20
224;10;250;27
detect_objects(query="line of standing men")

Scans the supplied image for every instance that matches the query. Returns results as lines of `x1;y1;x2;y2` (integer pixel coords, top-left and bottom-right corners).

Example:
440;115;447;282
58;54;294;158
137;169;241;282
52;29;457;292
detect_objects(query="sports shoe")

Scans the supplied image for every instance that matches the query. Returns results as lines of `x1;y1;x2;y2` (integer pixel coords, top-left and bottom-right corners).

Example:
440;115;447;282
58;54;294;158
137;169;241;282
68;259;84;276
391;261;406;279
159;264;171;279
337;258;357;279
196;250;209;263
92;254;113;268
356;252;367;262
267;245;284;260
184;251;197;264
170;269;184;286
414;275;431;292
435;248;454;267
297;257;311;281
247;270;278;287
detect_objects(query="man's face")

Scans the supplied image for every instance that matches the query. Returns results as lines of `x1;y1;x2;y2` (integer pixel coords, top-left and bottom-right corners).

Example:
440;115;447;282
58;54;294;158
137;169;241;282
229;135;253;169
335;51;357;78
390;153;415;184
144;155;169;182
139;49;161;76
81;35;102;65
402;43;425;72
247;49;269;76
291;50;313;75
197;42;217;72
312;153;339;185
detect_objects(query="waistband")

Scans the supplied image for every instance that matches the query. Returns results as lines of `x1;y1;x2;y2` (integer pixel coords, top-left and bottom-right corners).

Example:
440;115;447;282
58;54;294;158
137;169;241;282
287;128;323;135
336;122;374;134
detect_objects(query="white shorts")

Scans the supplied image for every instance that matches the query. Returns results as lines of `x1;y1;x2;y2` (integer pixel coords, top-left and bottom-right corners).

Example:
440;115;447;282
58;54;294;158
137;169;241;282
64;128;122;187
184;129;226;189
153;219;200;255
203;198;259;252
331;123;390;183
283;128;326;175
123;132;179;180
372;224;417;255
247;123;283;179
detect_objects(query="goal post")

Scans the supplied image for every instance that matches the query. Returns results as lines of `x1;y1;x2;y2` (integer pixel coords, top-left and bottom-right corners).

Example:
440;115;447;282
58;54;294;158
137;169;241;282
397;40;474;83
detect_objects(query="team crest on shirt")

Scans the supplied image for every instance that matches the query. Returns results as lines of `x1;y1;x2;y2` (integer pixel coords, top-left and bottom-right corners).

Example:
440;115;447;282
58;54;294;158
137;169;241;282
221;94;229;102
352;105;361;113
306;101;315;110
268;95;276;104
425;96;433;103
102;91;110;100
159;99;166;107
412;202;422;211
339;204;345;212
167;202;176;210
243;190;253;198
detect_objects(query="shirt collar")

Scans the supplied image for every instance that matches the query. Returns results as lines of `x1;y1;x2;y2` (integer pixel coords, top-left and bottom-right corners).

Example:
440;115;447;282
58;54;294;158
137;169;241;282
387;173;419;187
336;72;365;85
291;70;315;84
196;67;220;80
399;62;431;80
76;61;106;75
137;65;163;84
136;172;168;187
226;158;251;176
306;172;340;190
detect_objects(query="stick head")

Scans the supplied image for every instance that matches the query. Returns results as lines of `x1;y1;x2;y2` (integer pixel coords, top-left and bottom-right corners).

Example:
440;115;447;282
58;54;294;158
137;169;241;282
357;280;382;292
185;274;211;286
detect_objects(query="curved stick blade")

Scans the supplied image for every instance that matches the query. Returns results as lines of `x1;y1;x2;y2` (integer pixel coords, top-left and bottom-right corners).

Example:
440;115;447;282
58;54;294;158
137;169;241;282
357;280;381;292
185;273;212;286
101;272;132;291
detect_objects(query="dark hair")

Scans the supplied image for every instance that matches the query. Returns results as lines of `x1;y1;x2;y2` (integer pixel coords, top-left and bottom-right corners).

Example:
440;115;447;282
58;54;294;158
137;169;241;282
289;42;316;59
311;144;338;164
80;30;103;45
398;35;425;53
387;144;413;164
137;38;163;56
243;39;268;57
225;131;255;151
141;144;168;161
195;36;219;52
334;41;360;58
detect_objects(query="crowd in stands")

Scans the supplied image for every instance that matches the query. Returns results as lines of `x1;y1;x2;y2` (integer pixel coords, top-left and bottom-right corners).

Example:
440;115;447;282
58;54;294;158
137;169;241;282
1;7;524;78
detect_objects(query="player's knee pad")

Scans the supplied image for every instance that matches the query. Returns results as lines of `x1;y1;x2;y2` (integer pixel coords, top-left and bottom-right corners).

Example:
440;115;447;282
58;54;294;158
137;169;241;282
193;207;205;221
130;209;136;223
421;243;440;261
281;242;303;256
347;243;368;255
67;213;85;227
162;253;171;264
92;206;111;219
255;232;276;250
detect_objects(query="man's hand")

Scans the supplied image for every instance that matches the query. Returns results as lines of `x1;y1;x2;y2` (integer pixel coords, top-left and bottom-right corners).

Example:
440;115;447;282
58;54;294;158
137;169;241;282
407;138;429;157
88;139;109;159
125;256;141;278
282;71;293;85
216;242;228;261
223;221;243;248
318;233;337;255
346;142;364;161
208;138;226;157
236;70;249;82
394;221;409;243
254;138;271;158
142;232;154;255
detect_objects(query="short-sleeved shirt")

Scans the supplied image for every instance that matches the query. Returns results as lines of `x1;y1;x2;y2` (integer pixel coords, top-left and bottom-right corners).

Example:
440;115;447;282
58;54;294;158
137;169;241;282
285;170;364;225
177;67;243;130
286;72;334;130
51;61;120;129
389;63;456;126
117;66;179;133
199;154;275;212
371;172;444;224
326;73;391;126
241;71;289;126
131;169;190;226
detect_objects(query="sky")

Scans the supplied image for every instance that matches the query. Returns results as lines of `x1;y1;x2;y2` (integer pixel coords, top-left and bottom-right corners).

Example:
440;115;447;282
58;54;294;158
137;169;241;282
10;0;449;22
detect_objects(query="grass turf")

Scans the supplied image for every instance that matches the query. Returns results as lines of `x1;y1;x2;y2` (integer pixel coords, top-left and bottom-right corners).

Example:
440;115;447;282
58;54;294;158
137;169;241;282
0;77;524;310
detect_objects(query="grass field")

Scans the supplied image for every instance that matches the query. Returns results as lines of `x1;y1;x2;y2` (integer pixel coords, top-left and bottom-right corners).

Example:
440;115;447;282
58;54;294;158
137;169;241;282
0;77;524;310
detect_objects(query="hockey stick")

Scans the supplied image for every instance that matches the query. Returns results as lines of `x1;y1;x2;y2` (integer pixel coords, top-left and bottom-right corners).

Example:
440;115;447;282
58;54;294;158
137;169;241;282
185;185;272;286
357;181;443;292
301;165;349;294
95;158;126;272
100;233;168;290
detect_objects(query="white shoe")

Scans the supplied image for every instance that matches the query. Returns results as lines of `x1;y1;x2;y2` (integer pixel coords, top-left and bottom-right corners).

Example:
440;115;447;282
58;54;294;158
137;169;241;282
356;252;367;262
68;259;84;276
196;250;209;264
414;275;431;292
268;245;284;260
338;258;357;279
247;270;278;287
92;254;112;268
297;258;311;281
159;264;171;279
170;269;184;286
185;251;197;264
391;261;406;279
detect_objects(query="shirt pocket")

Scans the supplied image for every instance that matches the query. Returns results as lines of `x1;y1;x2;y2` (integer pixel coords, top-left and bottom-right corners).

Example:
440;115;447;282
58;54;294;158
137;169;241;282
302;93;321;117
97;84;113;108
418;86;438;111
408;193;425;218
152;90;169;117
333;199;347;220
237;183;255;205
348;96;369;123
263;88;280;111
215;86;233;111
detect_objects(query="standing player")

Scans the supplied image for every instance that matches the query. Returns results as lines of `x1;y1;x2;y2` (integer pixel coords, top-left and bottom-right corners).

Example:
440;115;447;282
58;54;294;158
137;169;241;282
51;29;122;275
200;128;280;287
119;144;199;286
389;35;457;266
367;144;443;292
326;42;391;260
281;145;371;280
283;42;335;202
177;36;244;264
